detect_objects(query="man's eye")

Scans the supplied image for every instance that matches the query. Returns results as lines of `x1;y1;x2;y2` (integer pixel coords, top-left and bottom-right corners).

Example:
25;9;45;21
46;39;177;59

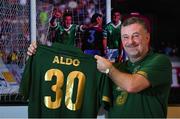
122;36;128;39
133;34;140;38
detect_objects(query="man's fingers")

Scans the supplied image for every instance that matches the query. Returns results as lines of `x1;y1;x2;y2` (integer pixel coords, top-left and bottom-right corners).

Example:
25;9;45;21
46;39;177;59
27;42;37;56
27;47;35;56
31;41;37;48
94;55;103;60
29;44;36;52
94;55;98;60
27;51;32;56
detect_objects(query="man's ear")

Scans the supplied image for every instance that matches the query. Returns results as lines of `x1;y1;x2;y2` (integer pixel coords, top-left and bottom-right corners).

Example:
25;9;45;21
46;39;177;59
146;32;150;42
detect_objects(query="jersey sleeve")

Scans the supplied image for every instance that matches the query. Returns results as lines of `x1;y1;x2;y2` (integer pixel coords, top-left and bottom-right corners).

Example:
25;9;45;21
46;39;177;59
98;73;112;110
50;22;62;30
75;24;81;31
19;56;33;100
136;54;172;87
102;26;108;39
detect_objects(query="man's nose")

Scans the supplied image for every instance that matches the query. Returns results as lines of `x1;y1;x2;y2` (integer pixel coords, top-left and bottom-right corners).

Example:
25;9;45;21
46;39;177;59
128;37;135;44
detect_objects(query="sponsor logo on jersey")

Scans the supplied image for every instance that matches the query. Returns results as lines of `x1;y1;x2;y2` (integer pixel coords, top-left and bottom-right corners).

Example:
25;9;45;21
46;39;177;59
116;91;128;106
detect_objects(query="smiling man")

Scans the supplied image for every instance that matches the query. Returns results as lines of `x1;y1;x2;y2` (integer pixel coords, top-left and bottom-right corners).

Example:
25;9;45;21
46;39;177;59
95;16;172;118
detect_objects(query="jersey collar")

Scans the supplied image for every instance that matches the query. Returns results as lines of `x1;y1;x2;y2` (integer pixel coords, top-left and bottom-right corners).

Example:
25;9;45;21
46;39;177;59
127;49;153;66
64;24;73;31
110;20;121;28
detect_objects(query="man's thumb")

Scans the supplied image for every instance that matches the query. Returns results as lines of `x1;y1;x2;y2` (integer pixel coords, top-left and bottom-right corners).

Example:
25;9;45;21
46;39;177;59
94;55;102;60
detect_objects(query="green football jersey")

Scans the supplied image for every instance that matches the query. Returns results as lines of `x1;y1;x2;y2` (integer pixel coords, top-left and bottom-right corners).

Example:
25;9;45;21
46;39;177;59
19;43;111;118
103;22;121;49
108;50;172;118
51;23;79;46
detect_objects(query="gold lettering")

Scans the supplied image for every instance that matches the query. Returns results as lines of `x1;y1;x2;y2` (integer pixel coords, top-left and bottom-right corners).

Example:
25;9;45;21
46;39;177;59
66;58;72;65
44;69;86;111
65;71;86;110
52;56;80;66
52;56;59;64
73;59;80;66
60;57;66;64
44;69;64;109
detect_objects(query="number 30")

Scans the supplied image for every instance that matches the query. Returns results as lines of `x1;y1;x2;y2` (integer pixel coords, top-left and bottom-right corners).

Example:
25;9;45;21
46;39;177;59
44;69;86;111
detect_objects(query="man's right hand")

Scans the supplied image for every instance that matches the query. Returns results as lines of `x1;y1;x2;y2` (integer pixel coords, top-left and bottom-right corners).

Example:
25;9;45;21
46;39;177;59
94;55;113;74
52;8;62;19
27;41;37;56
50;8;62;26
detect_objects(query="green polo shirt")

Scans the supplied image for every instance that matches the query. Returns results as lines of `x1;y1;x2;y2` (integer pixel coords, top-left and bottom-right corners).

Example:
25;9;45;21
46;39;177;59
108;50;172;118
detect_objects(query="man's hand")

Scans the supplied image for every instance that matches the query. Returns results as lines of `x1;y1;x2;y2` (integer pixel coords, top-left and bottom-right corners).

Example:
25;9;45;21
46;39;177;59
94;55;113;73
27;41;37;56
52;8;62;19
50;8;62;26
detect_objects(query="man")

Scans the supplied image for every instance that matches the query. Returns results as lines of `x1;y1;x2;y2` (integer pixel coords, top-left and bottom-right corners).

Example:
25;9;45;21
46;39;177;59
103;9;122;62
95;16;172;118
82;13;103;56
49;8;87;46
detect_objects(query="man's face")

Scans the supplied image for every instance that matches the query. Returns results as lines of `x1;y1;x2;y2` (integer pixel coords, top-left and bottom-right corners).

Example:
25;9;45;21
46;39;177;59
64;16;72;28
112;12;121;24
96;16;103;26
121;23;150;60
